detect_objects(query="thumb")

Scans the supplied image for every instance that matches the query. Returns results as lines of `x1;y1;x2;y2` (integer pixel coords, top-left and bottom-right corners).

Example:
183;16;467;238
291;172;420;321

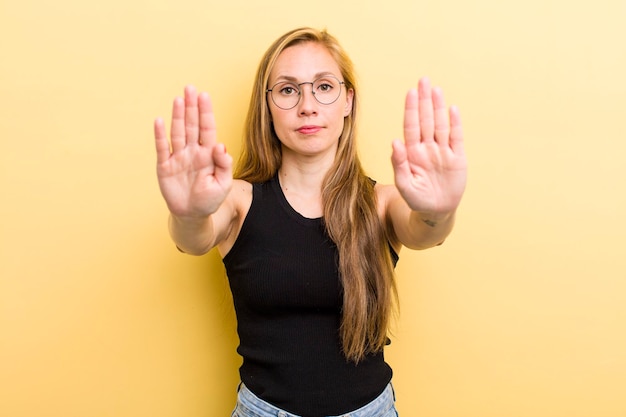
391;139;412;191
212;143;233;184
391;138;409;171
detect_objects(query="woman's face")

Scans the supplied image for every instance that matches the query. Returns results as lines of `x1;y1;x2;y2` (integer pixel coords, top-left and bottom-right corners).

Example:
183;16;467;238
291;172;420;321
267;42;354;161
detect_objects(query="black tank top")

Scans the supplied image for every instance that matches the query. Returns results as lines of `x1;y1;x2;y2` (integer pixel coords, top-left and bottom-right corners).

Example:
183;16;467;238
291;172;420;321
223;175;395;417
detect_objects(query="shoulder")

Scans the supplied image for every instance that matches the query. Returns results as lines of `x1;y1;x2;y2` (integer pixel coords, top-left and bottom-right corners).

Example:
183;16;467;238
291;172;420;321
231;178;253;200
228;179;253;221
374;183;402;213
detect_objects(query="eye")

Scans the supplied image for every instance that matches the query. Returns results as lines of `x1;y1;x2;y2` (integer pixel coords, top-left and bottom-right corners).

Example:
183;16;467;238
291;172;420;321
314;77;339;94
317;82;333;92
277;83;299;96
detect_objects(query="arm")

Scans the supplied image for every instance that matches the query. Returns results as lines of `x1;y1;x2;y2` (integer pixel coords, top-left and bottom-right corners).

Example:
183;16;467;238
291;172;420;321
386;77;467;250
154;86;235;255
383;185;456;250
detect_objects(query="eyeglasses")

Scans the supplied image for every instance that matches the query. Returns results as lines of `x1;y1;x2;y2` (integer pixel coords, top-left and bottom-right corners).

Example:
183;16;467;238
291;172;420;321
266;75;345;110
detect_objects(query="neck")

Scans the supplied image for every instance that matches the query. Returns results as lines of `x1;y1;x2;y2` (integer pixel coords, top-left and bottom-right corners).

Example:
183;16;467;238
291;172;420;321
278;147;335;196
278;149;336;218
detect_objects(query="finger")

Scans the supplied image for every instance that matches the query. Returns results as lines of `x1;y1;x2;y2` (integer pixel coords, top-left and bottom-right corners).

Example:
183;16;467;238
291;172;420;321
433;86;450;147
449;105;465;154
418;78;435;142
212;143;233;185
154;117;171;164
198;92;217;147
403;88;420;146
390;139;411;191
184;85;199;144
170;96;185;153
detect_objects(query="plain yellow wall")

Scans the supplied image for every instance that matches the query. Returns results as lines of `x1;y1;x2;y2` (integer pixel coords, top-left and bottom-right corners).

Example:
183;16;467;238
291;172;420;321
1;0;625;416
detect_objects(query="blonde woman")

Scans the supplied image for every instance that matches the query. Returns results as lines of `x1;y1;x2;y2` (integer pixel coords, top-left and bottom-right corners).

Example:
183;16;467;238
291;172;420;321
154;27;467;417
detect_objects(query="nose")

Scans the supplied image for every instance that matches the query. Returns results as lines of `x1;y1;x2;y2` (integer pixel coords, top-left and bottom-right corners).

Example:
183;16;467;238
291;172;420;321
297;82;317;115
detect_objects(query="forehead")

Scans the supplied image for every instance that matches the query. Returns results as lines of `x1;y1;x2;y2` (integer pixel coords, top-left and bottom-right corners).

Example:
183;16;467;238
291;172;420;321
269;42;341;82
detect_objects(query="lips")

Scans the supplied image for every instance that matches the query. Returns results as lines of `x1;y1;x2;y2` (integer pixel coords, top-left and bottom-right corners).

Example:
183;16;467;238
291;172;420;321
296;125;322;134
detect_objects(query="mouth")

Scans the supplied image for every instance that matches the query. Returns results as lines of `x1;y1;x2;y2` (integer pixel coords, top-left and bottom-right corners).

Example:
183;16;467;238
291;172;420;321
296;125;322;134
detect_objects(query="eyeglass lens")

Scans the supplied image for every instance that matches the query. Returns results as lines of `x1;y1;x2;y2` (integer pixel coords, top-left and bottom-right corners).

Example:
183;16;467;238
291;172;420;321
268;76;343;110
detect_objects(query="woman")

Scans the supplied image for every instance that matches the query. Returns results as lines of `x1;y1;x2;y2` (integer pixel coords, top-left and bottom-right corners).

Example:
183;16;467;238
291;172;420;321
154;27;467;417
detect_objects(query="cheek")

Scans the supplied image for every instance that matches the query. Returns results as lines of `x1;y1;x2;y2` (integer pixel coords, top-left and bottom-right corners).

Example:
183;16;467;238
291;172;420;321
270;114;289;134
268;111;290;141
268;104;288;125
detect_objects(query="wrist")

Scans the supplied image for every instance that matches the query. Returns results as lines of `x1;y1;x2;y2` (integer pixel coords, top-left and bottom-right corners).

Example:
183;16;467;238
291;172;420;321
169;213;213;235
168;214;214;256
413;210;456;228
169;209;214;223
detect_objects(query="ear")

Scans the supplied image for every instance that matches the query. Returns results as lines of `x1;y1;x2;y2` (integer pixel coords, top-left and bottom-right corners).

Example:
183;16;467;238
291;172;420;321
344;88;354;117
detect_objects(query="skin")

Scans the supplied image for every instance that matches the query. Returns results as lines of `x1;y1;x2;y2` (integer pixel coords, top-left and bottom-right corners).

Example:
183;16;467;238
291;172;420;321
267;43;354;219
154;42;467;256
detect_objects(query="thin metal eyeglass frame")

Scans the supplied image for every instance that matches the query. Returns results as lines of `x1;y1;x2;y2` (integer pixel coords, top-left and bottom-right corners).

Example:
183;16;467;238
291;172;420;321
266;76;346;110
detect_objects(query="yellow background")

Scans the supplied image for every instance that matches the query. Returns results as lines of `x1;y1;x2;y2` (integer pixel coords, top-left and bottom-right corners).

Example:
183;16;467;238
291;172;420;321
1;0;625;416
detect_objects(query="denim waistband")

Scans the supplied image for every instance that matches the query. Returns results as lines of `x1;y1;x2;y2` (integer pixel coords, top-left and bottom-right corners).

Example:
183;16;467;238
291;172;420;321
235;382;396;417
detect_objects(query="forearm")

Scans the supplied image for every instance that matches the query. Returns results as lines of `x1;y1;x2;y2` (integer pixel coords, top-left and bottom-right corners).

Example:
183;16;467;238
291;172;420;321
168;214;216;256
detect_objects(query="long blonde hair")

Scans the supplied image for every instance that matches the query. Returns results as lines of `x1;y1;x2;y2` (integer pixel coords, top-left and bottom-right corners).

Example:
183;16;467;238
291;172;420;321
235;27;397;362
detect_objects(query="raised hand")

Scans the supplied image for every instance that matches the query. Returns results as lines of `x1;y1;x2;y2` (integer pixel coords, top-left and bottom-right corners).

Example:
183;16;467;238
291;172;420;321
154;86;233;218
391;78;467;217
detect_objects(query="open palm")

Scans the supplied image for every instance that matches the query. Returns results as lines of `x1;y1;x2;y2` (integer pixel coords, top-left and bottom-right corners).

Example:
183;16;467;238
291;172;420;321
154;86;232;218
391;78;467;215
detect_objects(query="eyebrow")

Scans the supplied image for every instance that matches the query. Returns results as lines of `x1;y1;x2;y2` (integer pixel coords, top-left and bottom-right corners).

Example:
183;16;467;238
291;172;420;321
271;71;338;83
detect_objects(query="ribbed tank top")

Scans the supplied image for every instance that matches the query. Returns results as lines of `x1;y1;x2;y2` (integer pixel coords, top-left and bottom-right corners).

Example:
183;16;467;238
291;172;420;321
222;175;396;417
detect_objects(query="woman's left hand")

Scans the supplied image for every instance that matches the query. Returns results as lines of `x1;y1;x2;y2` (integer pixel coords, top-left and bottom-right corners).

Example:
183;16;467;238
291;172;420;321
391;77;467;217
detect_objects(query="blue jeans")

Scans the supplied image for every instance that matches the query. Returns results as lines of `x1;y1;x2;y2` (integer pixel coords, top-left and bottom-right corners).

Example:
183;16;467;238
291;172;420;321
231;382;399;417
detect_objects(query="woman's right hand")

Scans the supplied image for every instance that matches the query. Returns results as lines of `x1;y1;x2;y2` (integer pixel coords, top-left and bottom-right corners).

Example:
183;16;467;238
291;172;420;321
154;86;233;219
